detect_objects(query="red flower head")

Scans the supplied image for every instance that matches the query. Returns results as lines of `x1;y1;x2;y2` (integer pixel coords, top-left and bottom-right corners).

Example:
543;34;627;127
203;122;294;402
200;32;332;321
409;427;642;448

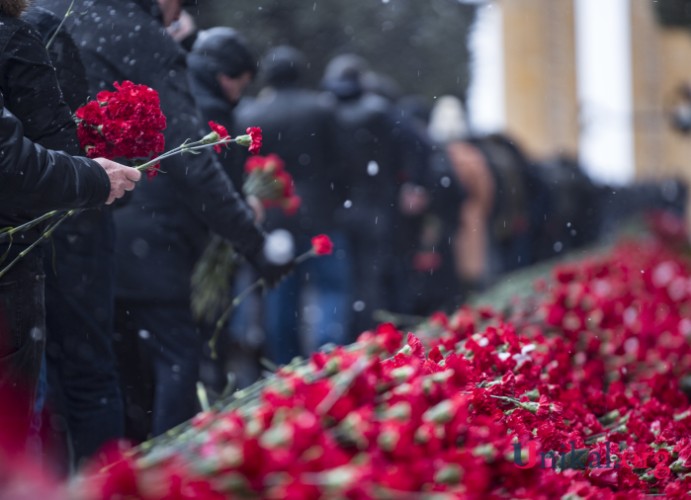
75;80;166;161
146;162;161;179
283;195;301;216
208;121;230;153
311;234;333;256
246;126;262;155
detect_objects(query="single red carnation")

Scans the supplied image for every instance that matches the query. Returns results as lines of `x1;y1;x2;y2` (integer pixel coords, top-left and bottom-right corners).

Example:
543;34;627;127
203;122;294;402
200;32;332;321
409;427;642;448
246;126;262;155
311;234;333;256
75;100;104;124
208;121;230;153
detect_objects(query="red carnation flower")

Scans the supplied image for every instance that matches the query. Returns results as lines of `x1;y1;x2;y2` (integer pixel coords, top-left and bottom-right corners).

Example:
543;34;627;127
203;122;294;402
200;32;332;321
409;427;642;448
208;121;230;153
283;195;301;216
75;80;166;161
311;234;333;256
246;126;262;155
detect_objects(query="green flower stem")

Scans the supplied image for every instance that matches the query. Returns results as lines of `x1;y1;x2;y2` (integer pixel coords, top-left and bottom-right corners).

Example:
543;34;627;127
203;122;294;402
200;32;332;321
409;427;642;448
45;0;75;50
0;209;62;242
209;278;266;360
208;248;317;359
0;134;244;269
0;211;71;279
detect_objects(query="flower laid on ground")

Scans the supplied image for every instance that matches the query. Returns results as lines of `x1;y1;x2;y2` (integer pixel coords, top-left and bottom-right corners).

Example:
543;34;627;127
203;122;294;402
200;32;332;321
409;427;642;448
191;153;300;324
73;233;691;499
0;82;261;279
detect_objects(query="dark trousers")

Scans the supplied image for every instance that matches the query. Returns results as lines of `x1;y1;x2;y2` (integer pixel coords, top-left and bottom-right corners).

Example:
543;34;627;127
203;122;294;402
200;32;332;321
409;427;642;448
44;209;124;465
0;251;45;441
114;300;201;441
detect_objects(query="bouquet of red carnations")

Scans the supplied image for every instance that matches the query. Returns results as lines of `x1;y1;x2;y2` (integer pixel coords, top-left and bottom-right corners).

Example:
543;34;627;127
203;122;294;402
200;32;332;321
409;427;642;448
75;80;166;173
191;154;300;324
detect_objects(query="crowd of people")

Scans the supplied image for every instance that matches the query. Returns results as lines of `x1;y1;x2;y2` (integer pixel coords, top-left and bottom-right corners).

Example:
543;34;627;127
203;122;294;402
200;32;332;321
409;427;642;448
0;0;687;474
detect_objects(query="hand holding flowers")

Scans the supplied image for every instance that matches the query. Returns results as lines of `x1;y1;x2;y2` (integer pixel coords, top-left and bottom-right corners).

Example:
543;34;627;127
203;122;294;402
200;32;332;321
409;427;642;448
191;153;301;323
0;81;262;278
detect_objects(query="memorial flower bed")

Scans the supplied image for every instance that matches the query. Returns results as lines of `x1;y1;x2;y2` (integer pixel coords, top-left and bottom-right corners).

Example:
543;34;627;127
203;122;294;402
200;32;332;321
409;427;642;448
59;230;691;499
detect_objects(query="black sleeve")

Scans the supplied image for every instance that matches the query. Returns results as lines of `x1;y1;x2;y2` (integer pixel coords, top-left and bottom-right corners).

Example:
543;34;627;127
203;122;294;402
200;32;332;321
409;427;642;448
0;105;110;211
152;62;266;257
0;22;80;154
21;6;90;113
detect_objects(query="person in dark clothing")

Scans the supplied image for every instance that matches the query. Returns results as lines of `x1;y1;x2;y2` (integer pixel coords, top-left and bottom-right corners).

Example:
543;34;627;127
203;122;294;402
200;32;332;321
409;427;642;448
187;27;263;391
359;70;435;316
38;0;292;440
0;96;138;444
187;26;256;189
0;0;139;439
320;54;406;335
21;5;126;466
235;46;352;365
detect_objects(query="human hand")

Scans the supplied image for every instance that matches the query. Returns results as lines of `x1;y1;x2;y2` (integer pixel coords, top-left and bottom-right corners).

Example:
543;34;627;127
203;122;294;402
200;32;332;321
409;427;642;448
246;231;295;288
94;158;142;205
246;194;266;224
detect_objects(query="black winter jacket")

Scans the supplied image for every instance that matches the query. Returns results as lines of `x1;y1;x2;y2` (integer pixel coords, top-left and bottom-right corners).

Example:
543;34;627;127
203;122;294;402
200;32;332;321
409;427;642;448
235;87;346;239
328;91;401;243
22;6;90;113
0;95;109;217
0;13;110;246
39;0;266;302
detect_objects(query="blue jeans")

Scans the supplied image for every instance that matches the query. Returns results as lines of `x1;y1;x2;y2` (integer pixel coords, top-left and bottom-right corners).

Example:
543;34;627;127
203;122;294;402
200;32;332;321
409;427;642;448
263;231;352;366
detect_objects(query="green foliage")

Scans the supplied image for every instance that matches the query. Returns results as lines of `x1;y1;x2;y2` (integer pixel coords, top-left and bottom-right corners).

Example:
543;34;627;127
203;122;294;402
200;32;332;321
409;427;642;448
195;0;476;99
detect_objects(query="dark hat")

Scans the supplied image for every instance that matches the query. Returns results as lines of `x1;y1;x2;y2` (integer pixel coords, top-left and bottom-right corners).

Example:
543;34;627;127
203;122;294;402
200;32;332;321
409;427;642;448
260;46;306;88
190;27;256;78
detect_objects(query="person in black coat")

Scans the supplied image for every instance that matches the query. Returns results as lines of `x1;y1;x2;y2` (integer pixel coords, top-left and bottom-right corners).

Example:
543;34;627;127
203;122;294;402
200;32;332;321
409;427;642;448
20;4;127;466
320;54;403;336
235;46;352;365
0;94;138;442
187;27;256;189
38;0;291;440
0;0;140;442
187;27;264;390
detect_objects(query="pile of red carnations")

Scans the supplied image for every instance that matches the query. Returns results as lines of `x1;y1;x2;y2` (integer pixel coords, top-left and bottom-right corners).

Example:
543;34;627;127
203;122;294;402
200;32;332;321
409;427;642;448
68;233;691;498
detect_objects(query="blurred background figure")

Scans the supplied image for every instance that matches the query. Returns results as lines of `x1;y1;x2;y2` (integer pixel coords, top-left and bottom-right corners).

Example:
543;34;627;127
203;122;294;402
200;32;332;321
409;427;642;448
167;8;198;51
320;54;403;336
188;27;256;186
186;27;263;392
235;46;352;365
428;96;495;293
